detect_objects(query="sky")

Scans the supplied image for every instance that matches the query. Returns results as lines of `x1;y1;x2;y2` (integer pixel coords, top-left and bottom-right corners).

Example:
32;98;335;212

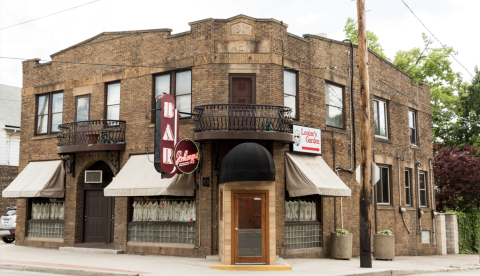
0;0;478;88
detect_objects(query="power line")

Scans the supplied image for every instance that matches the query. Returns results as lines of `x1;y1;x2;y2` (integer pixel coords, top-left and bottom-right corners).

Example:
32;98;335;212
400;0;474;78
0;1;100;31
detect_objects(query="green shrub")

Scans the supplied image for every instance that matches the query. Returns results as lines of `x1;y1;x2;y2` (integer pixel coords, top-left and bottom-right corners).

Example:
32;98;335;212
453;210;480;254
378;230;393;236
336;229;349;236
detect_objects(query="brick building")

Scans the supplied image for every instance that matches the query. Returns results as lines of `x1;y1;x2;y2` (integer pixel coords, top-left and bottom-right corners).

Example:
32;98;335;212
4;15;437;264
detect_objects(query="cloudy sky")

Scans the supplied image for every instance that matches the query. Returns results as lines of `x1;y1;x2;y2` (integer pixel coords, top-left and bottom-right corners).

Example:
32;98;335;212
0;0;477;87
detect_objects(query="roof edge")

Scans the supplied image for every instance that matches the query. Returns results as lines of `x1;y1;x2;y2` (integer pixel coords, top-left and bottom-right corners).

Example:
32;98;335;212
189;14;288;27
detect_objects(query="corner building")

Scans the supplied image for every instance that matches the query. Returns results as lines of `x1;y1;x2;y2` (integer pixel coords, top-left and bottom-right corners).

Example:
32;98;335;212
8;15;437;264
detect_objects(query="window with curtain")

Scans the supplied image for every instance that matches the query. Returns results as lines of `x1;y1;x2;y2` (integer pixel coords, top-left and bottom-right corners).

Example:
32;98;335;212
75;95;90;121
409;110;417;145
284;195;322;250
377;166;390;204
36;92;63;135
405;170;412;206
284;70;297;119
374;99;388;138
419;172;427;207
325;83;344;128
106;82;121;120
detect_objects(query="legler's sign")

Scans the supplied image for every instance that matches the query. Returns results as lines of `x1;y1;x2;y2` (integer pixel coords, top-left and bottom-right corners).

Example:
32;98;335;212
292;125;321;154
174;139;200;174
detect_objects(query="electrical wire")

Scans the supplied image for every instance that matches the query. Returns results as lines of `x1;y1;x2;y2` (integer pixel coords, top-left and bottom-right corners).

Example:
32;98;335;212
400;0;474;78
0;1;100;31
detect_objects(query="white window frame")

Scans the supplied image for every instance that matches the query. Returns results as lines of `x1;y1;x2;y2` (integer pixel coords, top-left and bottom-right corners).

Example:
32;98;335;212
377;166;391;205
405;169;412;206
374;99;388;138
409;110;417;145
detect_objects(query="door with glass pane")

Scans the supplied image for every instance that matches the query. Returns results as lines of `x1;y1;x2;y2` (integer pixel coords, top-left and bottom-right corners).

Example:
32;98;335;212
233;192;266;264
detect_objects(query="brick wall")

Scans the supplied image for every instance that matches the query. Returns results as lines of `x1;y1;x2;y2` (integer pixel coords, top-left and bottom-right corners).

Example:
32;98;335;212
0;165;18;211
16;14;436;258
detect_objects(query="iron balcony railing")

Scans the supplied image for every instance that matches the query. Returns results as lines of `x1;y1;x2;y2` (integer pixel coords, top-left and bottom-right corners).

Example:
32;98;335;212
57;120;126;147
193;104;293;133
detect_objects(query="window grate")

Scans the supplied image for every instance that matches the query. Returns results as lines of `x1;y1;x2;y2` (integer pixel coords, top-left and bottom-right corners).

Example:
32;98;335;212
285;224;322;250
27;222;64;239
127;224;195;244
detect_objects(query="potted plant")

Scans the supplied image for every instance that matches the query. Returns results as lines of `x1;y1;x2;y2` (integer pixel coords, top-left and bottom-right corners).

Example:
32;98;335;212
85;133;99;144
331;229;352;260
374;230;395;260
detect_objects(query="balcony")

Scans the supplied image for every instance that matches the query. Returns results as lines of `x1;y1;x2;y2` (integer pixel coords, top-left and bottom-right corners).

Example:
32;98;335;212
193;104;294;143
56;120;126;154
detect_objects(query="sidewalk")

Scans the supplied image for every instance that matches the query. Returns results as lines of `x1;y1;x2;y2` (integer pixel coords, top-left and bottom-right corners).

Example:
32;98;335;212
1;241;479;276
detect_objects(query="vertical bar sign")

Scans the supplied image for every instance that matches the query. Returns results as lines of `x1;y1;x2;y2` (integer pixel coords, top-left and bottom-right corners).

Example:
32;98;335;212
160;94;179;178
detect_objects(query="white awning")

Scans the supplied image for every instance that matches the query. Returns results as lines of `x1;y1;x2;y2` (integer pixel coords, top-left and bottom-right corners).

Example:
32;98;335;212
2;160;65;198
285;153;351;197
104;154;195;197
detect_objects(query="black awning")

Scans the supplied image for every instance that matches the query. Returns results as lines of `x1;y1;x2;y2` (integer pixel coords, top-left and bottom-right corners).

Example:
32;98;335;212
219;143;276;184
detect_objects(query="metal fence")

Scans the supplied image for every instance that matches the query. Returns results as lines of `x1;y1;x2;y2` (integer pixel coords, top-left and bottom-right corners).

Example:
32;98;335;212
57;120;126;147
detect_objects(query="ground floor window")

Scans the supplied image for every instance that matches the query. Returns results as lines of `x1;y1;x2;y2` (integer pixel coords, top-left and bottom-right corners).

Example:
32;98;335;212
127;196;196;244
284;194;322;250
27;198;65;239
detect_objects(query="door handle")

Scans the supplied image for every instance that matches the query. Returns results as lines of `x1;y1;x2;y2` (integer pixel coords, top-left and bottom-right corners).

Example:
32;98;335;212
111;215;114;222
235;228;238;230
84;216;87;222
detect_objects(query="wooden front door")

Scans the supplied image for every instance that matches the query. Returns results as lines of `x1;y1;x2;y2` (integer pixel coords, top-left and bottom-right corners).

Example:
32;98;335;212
83;190;114;243
233;192;267;264
229;75;256;130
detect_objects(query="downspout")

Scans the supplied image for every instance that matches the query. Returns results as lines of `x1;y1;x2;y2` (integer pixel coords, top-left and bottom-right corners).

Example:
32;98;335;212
430;157;436;245
194;144;202;249
398;155;411;234
7;129;17;165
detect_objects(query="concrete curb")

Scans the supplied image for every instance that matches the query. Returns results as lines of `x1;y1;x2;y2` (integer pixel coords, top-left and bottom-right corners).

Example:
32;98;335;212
341;267;480;276
0;263;139;276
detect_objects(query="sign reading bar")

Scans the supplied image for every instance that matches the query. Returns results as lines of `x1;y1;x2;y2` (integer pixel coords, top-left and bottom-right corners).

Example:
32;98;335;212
174;138;200;174
159;94;179;178
292;125;321;154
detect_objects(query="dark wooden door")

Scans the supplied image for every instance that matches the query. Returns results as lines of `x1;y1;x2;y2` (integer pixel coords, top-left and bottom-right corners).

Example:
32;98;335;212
229;75;256;130
83;190;109;243
233;193;266;264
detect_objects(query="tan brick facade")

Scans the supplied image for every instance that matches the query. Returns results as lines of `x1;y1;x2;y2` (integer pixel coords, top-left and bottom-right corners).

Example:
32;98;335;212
14;14;436;260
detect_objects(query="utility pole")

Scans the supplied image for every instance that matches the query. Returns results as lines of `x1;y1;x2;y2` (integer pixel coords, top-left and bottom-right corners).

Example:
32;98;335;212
357;0;373;268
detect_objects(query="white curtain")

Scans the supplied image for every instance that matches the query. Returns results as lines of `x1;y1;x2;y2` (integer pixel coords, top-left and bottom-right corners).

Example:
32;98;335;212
132;201;196;222
31;202;64;220
285;200;316;222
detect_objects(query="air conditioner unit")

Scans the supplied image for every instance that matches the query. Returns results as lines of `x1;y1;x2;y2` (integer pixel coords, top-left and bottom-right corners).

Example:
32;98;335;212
85;170;103;183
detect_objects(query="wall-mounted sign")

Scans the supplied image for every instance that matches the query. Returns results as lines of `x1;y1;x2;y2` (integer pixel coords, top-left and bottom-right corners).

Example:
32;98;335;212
292;125;321;154
174;139;200;174
154;94;179;178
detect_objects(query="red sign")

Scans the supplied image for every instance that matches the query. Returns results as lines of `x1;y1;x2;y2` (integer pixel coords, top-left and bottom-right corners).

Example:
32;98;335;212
174;138;200;174
160;94;179;178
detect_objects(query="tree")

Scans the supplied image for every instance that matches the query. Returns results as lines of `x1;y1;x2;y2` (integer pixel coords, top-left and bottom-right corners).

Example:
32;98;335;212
393;33;465;146
434;143;480;212
344;17;388;59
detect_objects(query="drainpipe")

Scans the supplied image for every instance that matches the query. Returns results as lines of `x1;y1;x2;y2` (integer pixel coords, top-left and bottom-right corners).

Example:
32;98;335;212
398;155;411;234
7;129;17;165
194;144;202;249
429;157;436;245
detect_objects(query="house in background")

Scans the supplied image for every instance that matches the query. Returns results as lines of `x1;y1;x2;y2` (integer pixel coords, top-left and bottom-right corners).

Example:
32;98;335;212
0;84;21;211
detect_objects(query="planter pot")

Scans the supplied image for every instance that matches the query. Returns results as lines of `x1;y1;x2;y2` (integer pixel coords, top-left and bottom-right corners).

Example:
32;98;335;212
374;235;395;260
331;233;352;260
85;133;99;144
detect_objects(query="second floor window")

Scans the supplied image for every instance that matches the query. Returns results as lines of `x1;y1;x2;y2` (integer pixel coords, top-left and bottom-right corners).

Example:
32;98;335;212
419;171;427;207
405;170;412;206
325;83;343;128
409;110;417;145
284;70;297;119
106;82;121;120
76;95;90;121
374;99;388;138
154;71;192;120
377;166;390;205
36;92;63;135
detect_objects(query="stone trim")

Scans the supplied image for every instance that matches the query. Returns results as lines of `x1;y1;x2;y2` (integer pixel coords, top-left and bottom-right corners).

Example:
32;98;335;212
372;88;392;100
33;83;65;94
324;71;347;86
377;205;395;210
24;237;64;242
285;247;323;255
127;242;194;248
374;136;393;144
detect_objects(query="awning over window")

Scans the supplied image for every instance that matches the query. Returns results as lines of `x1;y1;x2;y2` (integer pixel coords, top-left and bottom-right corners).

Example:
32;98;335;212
104;154;195;197
285;153;351;197
2;160;65;198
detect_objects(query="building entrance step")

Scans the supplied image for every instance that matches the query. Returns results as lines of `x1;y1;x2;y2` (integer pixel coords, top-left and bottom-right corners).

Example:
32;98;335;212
59;246;123;254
